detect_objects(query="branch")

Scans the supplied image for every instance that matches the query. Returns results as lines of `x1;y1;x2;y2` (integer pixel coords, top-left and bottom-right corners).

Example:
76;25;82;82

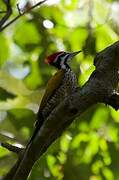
1;142;23;154
105;91;119;110
0;11;7;13
0;0;47;32
3;41;119;180
0;0;12;28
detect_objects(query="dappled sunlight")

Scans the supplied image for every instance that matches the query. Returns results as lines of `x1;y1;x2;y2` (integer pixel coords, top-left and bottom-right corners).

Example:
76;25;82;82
0;0;119;179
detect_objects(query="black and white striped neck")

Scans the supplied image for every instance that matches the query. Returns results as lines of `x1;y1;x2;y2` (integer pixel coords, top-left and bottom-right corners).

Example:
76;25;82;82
48;50;81;70
51;53;70;70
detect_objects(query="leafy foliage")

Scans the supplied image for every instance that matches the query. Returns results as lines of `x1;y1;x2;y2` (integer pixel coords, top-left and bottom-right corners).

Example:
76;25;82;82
0;0;119;179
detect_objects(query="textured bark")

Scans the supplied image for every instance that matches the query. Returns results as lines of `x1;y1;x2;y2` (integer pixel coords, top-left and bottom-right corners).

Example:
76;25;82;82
3;41;119;180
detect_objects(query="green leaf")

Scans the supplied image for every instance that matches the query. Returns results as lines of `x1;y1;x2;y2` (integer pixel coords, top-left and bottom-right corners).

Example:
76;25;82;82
0;70;31;95
14;21;40;49
90;106;109;129
0;34;9;66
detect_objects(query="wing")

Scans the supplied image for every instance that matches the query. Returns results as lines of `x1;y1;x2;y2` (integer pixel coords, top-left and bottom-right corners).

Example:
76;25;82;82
28;70;65;145
39;69;65;112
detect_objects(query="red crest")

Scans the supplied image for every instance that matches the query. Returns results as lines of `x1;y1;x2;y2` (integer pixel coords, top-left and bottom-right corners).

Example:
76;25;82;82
45;51;64;64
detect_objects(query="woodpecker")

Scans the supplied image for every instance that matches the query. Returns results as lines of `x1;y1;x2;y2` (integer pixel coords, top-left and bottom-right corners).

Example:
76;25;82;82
29;50;81;143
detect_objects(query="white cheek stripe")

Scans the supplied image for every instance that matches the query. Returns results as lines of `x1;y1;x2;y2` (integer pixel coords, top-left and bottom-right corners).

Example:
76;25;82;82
54;52;64;62
60;54;69;69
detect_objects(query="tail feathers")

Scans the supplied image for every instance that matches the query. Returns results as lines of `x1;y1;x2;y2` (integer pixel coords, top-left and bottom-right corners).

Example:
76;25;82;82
28;112;44;145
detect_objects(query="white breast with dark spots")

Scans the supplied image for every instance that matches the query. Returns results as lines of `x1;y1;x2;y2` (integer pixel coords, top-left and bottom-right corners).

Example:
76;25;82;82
42;69;77;119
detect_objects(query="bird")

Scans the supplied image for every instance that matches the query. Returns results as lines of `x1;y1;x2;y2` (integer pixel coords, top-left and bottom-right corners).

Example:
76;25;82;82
28;50;81;144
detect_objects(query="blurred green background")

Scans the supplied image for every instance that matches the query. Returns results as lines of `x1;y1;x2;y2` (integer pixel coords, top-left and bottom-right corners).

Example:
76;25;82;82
0;0;119;179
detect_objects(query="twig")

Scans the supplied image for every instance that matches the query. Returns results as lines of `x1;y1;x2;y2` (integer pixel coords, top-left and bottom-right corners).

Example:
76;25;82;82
0;0;47;32
3;41;119;180
0;11;7;13
1;142;23;154
0;0;12;28
16;3;22;15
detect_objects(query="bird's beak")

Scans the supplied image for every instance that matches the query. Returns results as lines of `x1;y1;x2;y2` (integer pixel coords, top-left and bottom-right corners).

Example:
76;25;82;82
69;50;82;58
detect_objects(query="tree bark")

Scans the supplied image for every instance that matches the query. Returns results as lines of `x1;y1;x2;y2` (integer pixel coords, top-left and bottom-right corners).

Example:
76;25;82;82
3;41;119;180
